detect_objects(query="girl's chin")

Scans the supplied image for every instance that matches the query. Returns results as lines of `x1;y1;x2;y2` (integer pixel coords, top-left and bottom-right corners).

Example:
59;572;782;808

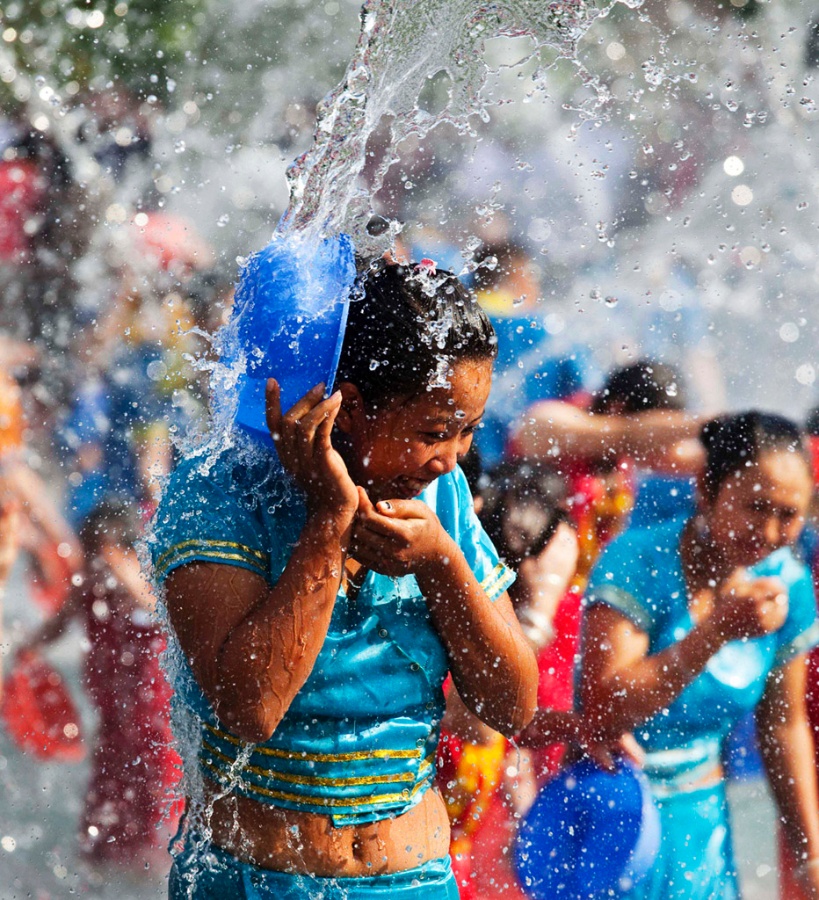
729;545;770;570
387;477;433;501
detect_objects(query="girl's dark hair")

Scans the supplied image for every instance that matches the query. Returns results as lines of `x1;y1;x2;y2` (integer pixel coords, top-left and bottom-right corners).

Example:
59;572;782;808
591;360;686;415
334;260;497;406
480;460;570;567
700;411;808;500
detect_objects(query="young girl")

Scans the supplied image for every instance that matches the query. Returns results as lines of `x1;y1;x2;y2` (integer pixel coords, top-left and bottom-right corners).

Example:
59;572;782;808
151;258;538;898
581;412;819;899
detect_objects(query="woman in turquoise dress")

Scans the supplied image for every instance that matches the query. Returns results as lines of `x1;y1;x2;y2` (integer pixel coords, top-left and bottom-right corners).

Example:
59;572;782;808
581;411;819;899
150;257;538;898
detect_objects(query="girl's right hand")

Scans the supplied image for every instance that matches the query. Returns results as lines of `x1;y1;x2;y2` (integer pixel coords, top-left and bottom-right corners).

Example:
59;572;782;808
265;380;358;526
712;570;789;642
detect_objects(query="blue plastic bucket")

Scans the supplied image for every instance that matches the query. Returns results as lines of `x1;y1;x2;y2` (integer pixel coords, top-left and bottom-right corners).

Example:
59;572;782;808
514;759;661;899
221;233;357;444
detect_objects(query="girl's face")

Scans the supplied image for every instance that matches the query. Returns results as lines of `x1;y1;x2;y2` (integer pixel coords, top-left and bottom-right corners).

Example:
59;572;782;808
705;449;812;570
337;357;493;504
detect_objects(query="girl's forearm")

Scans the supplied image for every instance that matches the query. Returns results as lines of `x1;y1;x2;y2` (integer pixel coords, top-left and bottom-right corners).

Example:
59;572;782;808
417;542;538;736
210;516;348;742
517;709;580;748
586;617;724;736
760;718;819;865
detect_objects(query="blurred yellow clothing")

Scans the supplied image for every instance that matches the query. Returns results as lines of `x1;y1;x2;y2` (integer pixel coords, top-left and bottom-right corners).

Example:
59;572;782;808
476;287;537;317
0;370;24;456
442;731;507;838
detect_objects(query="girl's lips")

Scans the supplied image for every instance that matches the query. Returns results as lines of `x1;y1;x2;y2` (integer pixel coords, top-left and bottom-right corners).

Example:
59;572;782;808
393;477;431;499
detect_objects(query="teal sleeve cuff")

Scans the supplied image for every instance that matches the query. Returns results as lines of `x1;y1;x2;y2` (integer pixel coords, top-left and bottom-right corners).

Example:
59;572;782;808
774;620;819;668
481;563;516;602
586;584;653;633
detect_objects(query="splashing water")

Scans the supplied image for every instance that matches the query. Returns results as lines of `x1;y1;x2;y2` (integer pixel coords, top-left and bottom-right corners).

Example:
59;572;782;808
280;0;642;254
204;0;646;451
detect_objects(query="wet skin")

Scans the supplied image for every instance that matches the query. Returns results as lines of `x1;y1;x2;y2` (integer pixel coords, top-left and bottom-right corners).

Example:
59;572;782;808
702;449;813;574
166;356;538;876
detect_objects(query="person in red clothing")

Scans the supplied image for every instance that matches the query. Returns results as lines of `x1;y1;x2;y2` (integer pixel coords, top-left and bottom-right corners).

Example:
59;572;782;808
21;496;181;873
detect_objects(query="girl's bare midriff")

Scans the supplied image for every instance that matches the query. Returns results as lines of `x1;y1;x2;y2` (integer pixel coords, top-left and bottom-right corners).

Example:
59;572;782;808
205;781;451;877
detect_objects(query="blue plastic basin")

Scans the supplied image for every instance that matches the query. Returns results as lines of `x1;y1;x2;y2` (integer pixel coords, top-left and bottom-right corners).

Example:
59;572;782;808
514;758;661;899
221;233;357;444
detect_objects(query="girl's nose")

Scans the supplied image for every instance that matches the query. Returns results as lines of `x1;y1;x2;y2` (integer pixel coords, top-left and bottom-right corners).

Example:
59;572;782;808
763;515;784;548
428;443;459;476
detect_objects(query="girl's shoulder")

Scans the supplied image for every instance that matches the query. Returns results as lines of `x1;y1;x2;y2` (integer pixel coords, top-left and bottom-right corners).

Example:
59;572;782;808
595;516;687;577
151;439;300;584
162;439;291;515
586;517;687;632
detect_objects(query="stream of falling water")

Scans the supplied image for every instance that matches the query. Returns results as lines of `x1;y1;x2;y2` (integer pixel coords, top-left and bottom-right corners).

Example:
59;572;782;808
280;0;641;254
198;0;644;463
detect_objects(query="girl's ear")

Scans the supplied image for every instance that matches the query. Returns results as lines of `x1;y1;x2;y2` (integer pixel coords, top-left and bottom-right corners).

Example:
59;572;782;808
335;382;364;434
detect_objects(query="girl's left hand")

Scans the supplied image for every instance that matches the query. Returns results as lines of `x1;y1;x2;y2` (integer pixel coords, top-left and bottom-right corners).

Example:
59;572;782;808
351;488;453;577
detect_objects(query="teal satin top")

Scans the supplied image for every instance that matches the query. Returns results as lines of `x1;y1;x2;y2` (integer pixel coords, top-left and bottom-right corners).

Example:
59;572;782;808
585;516;819;796
151;442;514;826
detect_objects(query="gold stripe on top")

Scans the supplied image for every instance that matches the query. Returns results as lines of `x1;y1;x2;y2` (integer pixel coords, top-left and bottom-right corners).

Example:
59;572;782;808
202;740;427;788
157;549;268;578
201;760;431;808
204;723;423;762
155;538;268;573
480;563;505;591
486;567;515;600
481;563;513;598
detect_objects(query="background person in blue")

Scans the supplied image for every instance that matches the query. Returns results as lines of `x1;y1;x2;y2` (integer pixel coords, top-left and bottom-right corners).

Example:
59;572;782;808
581;412;819;899
151;258;538;899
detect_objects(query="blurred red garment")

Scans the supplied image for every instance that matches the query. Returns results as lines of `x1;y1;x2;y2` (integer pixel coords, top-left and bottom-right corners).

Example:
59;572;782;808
780;440;819;900
0;159;46;263
532;586;583;778
1;651;85;762
78;580;182;865
132;211;214;272
466;588;584;900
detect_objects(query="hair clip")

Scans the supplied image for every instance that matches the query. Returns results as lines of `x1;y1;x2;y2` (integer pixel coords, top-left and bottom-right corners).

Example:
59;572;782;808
415;258;437;276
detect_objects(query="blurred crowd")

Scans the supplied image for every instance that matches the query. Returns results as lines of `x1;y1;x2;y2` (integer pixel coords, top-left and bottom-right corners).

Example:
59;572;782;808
3;10;819;894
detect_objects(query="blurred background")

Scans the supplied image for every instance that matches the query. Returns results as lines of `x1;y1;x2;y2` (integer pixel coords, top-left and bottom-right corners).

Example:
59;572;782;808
1;0;818;896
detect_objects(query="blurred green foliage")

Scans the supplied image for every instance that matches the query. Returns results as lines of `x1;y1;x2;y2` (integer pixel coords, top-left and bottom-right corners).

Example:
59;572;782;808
0;0;205;101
